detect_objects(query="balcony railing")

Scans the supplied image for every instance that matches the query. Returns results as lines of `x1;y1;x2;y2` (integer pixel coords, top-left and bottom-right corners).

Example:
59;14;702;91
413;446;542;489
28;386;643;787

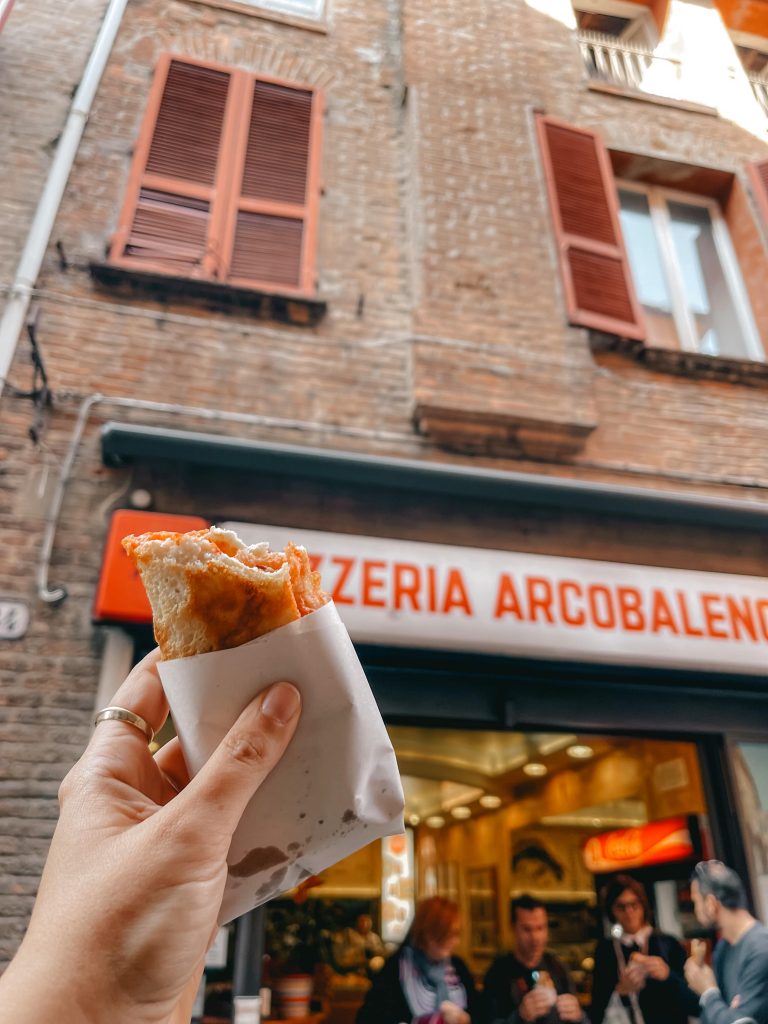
747;71;768;117
578;30;682;95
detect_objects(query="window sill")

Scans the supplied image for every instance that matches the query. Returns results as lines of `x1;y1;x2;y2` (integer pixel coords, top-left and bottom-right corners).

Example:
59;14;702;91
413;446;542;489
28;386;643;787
178;0;328;33
89;263;327;326
587;80;718;117
590;331;768;387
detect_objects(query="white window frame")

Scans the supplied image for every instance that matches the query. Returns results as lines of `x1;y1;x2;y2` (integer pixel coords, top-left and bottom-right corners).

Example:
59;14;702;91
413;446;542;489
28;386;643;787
617;179;764;361
241;0;325;19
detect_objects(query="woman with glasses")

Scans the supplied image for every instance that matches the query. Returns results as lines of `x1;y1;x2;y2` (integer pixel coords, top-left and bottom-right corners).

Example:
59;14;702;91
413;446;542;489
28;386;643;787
357;897;486;1024
590;875;690;1024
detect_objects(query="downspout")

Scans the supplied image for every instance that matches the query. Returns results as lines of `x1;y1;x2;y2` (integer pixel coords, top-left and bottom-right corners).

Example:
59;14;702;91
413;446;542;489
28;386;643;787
0;0;129;393
0;0;16;33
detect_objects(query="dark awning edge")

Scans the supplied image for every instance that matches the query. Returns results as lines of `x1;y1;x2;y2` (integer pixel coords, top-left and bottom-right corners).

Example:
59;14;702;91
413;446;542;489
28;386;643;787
100;421;768;530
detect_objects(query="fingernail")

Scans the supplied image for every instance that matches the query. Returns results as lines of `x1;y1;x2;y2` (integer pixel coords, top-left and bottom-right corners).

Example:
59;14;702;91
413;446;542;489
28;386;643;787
261;682;301;724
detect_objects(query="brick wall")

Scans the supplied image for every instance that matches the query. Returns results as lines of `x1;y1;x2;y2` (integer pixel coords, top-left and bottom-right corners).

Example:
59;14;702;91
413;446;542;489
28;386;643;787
1;0;768;967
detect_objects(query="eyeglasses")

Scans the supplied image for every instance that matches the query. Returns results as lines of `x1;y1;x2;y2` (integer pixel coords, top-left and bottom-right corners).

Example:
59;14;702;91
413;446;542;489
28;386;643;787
614;900;641;912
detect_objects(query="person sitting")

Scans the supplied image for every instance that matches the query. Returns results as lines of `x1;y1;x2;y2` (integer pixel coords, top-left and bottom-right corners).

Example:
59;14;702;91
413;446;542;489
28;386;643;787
356;896;486;1024
334;914;387;974
484;894;585;1023
590;874;689;1024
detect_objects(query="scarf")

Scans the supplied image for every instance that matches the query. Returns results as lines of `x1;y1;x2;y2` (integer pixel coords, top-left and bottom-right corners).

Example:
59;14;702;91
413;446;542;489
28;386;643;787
399;945;467;1019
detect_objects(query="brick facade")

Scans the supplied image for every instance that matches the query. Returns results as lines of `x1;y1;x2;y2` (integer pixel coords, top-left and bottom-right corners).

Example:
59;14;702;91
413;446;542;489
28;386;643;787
1;0;768;967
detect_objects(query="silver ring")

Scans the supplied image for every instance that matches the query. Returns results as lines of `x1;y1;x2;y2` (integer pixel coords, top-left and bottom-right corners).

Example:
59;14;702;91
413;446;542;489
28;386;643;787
94;706;154;744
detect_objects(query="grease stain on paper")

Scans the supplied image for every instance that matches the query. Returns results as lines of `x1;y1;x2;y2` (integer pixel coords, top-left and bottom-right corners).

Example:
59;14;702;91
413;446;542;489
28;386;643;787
229;846;288;878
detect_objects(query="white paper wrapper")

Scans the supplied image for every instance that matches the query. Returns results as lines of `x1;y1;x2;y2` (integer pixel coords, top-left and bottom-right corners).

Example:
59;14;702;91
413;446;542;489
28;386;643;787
159;601;405;924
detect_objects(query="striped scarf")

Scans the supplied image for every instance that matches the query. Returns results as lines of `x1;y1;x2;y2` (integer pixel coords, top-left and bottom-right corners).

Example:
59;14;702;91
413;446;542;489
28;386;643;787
399;945;467;1024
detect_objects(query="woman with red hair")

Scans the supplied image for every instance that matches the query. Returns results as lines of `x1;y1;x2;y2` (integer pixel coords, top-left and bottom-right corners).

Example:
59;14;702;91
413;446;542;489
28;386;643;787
357;897;486;1024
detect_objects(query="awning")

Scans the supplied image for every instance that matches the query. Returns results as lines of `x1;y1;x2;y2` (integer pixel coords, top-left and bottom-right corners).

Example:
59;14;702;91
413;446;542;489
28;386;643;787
100;421;768;529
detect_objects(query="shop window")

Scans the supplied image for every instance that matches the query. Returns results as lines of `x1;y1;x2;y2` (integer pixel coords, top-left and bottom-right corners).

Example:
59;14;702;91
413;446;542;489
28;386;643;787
536;114;767;363
618;183;762;359
257;725;714;1013
109;55;323;296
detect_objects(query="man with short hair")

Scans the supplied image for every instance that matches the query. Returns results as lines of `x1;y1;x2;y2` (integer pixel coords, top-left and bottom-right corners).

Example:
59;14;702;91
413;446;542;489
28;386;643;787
684;860;768;1024
484;894;585;1023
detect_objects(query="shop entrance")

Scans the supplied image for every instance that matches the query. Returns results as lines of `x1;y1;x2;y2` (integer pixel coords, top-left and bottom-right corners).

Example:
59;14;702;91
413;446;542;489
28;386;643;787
260;725;712;1022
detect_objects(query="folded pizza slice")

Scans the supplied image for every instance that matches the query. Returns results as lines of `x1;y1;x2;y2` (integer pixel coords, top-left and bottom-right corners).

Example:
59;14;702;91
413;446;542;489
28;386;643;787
122;527;328;660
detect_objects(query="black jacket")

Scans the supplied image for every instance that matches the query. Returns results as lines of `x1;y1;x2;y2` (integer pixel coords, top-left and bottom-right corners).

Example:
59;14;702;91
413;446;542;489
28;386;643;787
483;951;583;1024
590;932;689;1024
356;947;486;1024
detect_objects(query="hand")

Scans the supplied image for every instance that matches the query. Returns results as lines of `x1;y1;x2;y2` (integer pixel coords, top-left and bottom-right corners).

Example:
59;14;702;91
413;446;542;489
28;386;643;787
684;957;718;997
616;964;646;996
519;988;554;1021
633;955;670;981
0;651;301;1024
556;993;583;1021
439;1000;470;1024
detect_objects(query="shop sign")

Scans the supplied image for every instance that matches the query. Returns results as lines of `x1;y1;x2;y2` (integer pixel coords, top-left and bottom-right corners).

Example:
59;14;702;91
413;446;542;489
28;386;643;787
93;510;209;623
224;522;768;674
583;816;695;873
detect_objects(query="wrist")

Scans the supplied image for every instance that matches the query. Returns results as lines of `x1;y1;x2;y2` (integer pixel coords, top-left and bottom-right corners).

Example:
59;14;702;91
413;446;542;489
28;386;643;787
2;939;162;1024
0;945;97;1024
700;986;719;1006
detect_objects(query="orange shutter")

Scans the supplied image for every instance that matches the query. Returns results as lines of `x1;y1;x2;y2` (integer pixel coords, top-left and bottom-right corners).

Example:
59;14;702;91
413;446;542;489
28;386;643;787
536;114;645;340
747;158;768;238
111;56;238;277
112;57;322;295
224;79;323;294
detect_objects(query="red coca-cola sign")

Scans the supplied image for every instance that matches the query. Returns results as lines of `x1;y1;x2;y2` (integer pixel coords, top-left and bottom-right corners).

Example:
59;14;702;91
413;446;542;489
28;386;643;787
583;816;694;873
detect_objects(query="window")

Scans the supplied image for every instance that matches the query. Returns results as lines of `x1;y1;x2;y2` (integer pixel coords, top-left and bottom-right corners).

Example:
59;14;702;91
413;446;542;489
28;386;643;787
574;0;655;44
574;0;662;92
242;0;325;17
733;39;768;117
618;183;762;359
536;114;767;362
110;56;323;295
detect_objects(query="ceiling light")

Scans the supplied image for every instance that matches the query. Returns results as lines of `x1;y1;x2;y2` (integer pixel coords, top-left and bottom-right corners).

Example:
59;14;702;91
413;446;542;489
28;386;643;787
567;744;594;760
523;762;548;777
408;813;421;827
479;794;502;809
451;806;471;820
426;815;445;828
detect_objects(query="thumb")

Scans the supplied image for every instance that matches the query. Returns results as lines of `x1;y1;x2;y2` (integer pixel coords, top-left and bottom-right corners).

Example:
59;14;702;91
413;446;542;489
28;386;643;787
170;681;301;839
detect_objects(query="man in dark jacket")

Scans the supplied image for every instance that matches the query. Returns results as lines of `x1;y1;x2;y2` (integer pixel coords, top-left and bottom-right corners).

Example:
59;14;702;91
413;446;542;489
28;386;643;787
484;895;585;1023
684;860;768;1024
590;874;689;1024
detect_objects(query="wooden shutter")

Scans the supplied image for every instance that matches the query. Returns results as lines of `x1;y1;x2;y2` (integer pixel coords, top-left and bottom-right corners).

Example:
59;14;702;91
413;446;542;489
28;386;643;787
224;79;323;293
747;158;768;239
111;56;238;277
536;114;645;340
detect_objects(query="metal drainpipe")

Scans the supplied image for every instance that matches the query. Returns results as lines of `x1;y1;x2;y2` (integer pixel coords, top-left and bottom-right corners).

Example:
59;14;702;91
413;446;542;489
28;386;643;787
38;393;104;603
0;0;129;393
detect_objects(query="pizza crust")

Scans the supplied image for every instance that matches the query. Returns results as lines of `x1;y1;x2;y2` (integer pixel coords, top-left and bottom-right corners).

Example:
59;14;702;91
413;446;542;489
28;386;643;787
122;528;328;660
